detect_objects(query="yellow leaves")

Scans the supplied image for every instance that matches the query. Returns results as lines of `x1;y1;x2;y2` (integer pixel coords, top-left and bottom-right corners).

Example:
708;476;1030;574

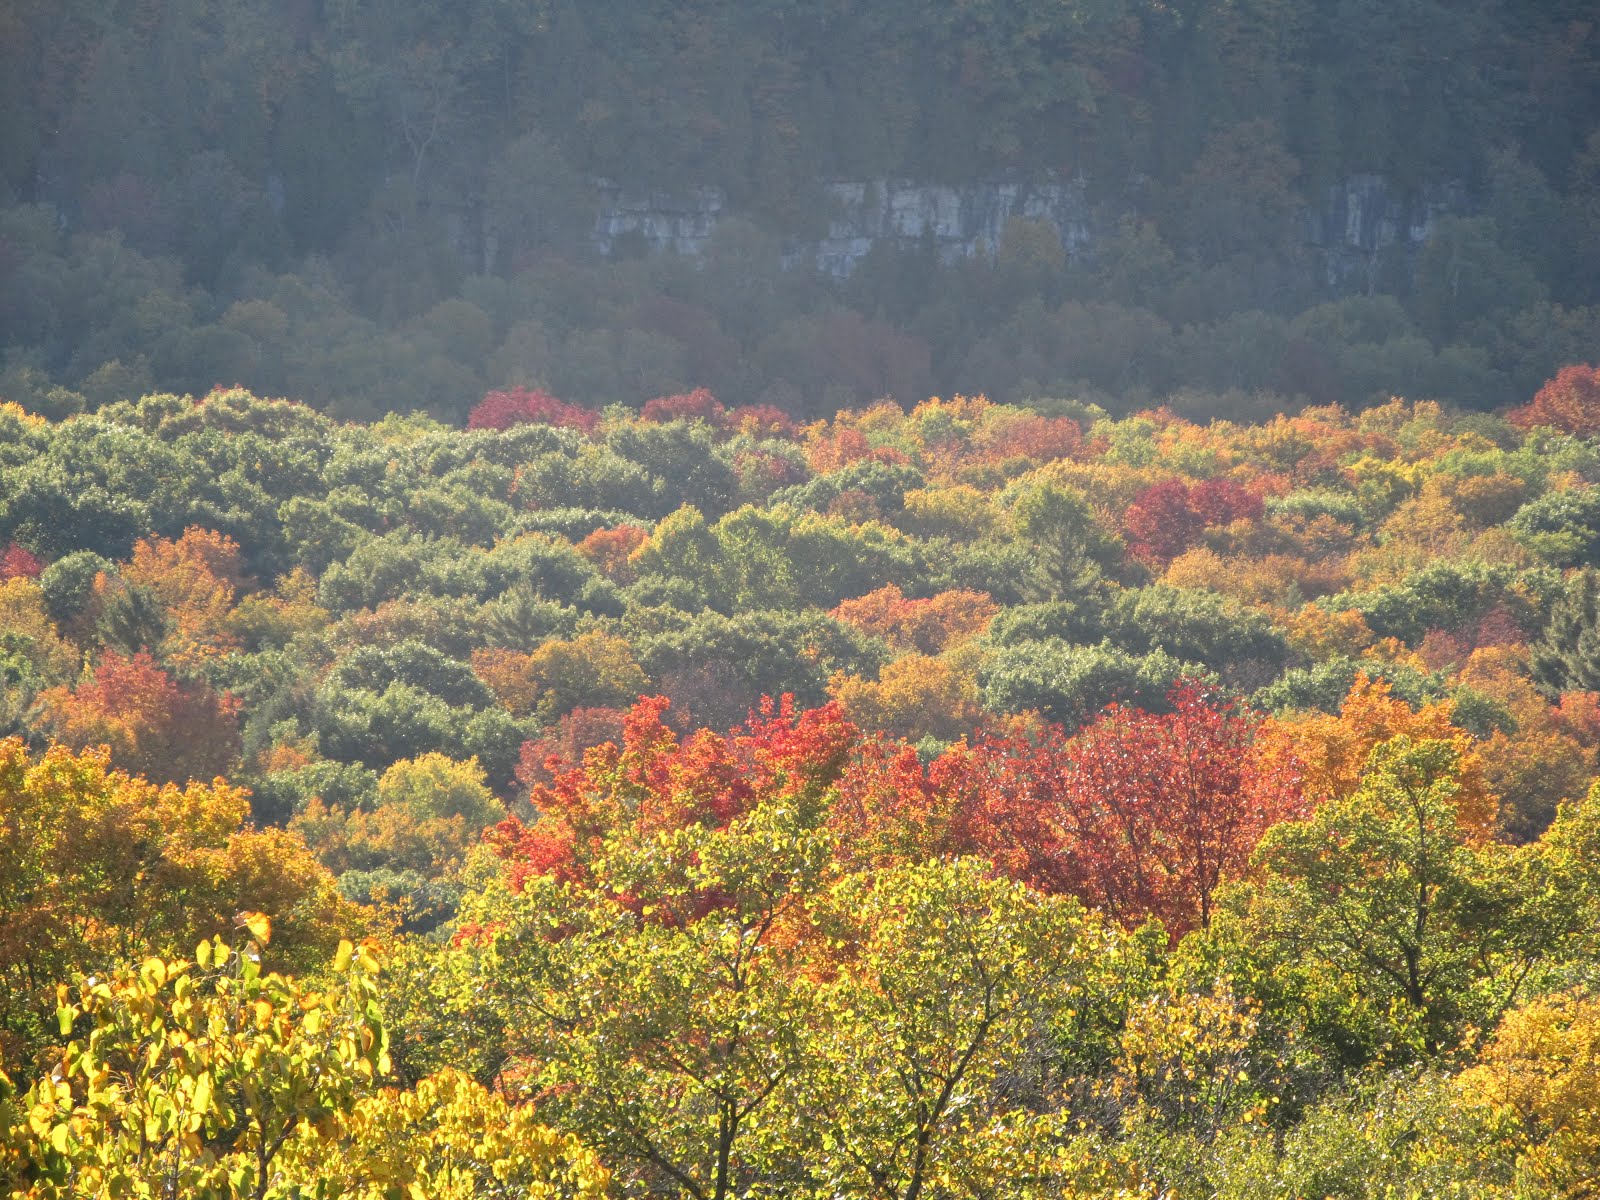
899;485;1004;540
1113;982;1263;1131
278;1067;609;1199
191;1070;213;1116
0;577;77;680
1278;603;1374;661
472;632;647;721
1458;993;1600;1195
5;935;395;1197
827;649;984;743
234;912;273;946
225;565;329;649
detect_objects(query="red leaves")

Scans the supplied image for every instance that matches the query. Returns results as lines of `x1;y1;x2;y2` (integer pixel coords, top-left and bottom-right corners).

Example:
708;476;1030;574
1124;478;1264;564
491;687;1301;938
33;651;241;785
0;542;42;581
1508;364;1600;436
468;387;599;433
641;387;725;426
835;683;1304;937
1030;683;1304;935
493;695;859;894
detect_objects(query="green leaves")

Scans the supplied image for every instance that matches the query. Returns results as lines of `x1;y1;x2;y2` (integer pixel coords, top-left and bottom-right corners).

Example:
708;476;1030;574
1224;735;1591;1065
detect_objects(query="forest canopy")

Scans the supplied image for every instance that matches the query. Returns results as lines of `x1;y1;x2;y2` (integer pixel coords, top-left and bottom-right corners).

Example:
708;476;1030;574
6;0;1600;1194
0;379;1599;1191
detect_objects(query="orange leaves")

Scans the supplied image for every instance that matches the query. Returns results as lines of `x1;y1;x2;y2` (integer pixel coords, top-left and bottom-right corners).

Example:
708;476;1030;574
575;524;648;584
829;584;997;654
491;695;858;895
802;424;908;475
119;526;248;669
1262;674;1497;837
33;651;240;785
470;647;543;717
1508;364;1600;436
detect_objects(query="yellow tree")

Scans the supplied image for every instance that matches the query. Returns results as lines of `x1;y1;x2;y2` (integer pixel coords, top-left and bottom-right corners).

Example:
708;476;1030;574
1459;992;1600;1197
120;527;248;671
0;739;361;1071
2;927;606;1199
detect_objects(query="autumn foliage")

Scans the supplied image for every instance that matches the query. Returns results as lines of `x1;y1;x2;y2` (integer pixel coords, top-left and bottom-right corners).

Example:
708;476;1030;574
840;682;1307;936
0;543;41;582
493;685;1302;938
34;651;240;785
829;584;998;654
1124;478;1264;563
1508;364;1600;436
468;387;599;433
489;695;857;895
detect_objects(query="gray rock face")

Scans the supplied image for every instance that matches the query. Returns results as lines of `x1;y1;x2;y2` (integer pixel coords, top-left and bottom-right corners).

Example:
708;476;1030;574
1302;174;1471;288
591;173;1466;284
808;178;1093;275
592;180;726;257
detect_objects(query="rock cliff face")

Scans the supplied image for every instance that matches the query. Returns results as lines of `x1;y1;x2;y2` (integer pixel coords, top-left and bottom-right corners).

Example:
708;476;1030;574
1303;174;1470;288
592;174;1469;286
592;181;728;259
805;178;1094;275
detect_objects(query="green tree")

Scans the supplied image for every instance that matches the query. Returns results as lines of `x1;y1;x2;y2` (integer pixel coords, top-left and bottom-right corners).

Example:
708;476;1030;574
478;796;832;1200
1530;569;1600;696
1009;483;1124;603
1223;737;1585;1063
786;859;1117;1200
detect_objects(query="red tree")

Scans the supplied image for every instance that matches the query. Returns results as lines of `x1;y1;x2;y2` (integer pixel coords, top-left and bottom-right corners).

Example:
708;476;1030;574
1043;683;1302;933
490;695;859;897
1124;480;1207;563
840;684;1305;936
1124;478;1262;564
0;542;42;581
1508;364;1600;436
33;651;241;785
641;387;725;427
468;387;599;433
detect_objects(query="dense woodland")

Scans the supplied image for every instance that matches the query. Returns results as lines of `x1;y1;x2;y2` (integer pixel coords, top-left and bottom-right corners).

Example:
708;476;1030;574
4;0;1600;422
1;375;1600;1193
7;0;1600;1195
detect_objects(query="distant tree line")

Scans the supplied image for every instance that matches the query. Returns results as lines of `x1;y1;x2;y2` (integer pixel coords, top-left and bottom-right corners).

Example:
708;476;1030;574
2;0;1599;419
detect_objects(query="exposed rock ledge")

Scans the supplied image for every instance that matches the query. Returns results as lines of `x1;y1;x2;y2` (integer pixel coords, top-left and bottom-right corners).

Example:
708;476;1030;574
592;174;1469;286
